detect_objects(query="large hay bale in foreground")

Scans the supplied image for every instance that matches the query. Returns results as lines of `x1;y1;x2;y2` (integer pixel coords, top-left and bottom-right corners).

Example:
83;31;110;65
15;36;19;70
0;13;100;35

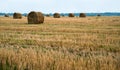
4;14;9;17
27;11;44;24
68;13;74;17
13;12;22;19
53;13;60;18
79;13;86;17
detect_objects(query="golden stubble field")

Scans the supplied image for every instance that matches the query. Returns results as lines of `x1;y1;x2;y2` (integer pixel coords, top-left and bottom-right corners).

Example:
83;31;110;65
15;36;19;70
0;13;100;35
0;16;120;70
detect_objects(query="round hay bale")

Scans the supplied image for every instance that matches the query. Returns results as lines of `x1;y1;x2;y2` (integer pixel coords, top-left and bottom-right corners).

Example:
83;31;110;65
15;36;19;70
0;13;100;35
79;13;86;17
61;14;64;17
24;14;28;17
46;14;50;17
97;14;101;16
53;13;60;18
27;11;44;24
68;13;74;17
13;12;22;19
4;14;9;17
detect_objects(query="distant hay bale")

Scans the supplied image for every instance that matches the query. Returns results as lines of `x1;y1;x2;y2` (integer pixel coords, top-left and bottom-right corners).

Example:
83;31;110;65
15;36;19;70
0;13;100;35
97;14;101;16
53;13;60;18
27;11;44;24
4;14;9;17
13;12;22;19
61;14;64;17
46;14;50;17
68;13;74;17
24;14;27;17
79;13;86;17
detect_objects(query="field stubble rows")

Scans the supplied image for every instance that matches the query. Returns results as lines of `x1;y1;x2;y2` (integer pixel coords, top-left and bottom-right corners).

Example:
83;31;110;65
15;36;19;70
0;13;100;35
0;16;120;70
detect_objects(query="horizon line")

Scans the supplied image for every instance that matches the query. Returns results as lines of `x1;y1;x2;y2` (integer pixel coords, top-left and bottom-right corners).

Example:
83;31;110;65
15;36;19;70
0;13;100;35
0;12;120;14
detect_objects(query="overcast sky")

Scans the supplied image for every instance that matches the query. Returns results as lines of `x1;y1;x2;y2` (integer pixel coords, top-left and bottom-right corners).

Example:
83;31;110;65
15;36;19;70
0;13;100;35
0;0;120;13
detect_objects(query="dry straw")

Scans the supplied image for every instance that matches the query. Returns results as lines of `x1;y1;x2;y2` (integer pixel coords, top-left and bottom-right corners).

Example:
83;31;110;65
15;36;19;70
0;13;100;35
27;11;44;24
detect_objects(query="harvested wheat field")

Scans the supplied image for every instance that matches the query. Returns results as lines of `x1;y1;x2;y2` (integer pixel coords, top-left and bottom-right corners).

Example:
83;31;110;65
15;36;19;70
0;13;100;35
0;16;120;70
